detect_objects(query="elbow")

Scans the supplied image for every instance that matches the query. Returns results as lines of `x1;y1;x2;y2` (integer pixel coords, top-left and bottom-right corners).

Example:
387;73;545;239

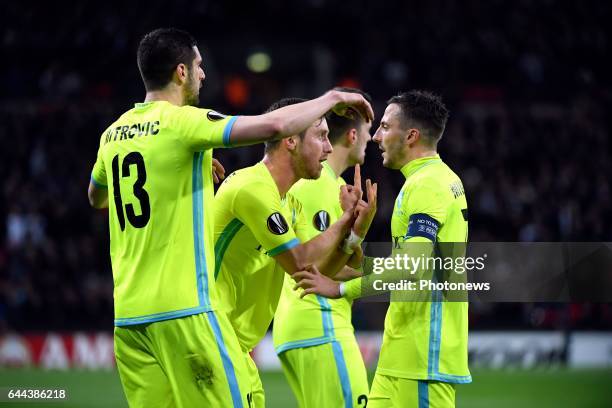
267;117;286;139
88;193;105;209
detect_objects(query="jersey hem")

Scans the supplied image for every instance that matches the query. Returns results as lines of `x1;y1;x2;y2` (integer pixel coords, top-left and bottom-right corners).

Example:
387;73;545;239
376;367;472;384
114;305;213;326
274;335;336;354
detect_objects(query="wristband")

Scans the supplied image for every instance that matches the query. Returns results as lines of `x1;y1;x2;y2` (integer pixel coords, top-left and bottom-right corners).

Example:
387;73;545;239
341;230;364;254
339;282;346;297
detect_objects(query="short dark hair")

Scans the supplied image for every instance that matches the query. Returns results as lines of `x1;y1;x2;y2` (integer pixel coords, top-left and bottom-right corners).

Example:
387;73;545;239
326;87;372;145
137;28;197;91
264;97;307;153
387;90;449;145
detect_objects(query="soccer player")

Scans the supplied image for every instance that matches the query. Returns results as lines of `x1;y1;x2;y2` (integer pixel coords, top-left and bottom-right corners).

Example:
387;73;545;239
273;88;372;408
294;91;470;407
213;97;377;407
87;28;374;408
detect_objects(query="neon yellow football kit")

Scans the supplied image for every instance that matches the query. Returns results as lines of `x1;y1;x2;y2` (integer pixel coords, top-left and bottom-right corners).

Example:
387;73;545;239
92;101;249;407
343;155;470;408
214;161;308;407
274;162;369;407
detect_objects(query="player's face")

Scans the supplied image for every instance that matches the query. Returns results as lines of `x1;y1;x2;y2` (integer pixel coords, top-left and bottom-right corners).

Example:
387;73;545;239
295;118;332;179
185;46;205;106
349;120;372;165
373;104;407;169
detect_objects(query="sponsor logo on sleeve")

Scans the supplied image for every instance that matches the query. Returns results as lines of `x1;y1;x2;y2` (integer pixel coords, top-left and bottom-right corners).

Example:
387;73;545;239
267;213;289;235
313;210;330;232
206;110;227;122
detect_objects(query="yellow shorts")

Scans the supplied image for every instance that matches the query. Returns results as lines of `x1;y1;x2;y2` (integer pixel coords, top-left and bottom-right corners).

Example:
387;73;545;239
243;352;265;408
278;338;369;407
368;372;456;408
114;311;249;408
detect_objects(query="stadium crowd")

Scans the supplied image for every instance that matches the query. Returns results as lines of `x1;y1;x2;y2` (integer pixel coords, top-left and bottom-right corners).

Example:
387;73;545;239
1;0;611;331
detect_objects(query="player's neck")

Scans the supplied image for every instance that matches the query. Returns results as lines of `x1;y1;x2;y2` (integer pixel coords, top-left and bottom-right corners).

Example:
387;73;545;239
262;155;299;197
405;147;438;165
326;149;350;178
144;85;185;106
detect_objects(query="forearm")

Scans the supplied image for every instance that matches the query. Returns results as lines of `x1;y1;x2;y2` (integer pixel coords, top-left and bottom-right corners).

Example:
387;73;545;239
228;91;341;146
267;91;340;138
297;210;353;271
317;248;352;278
333;266;363;282
342;238;434;300
317;238;364;278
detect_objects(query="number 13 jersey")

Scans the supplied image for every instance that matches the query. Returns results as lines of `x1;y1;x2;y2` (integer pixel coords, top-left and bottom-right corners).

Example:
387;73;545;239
90;101;237;326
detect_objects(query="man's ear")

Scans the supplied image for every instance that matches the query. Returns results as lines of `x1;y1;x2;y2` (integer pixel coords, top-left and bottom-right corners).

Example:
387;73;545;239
175;63;188;85
405;128;420;147
345;128;358;146
283;135;299;152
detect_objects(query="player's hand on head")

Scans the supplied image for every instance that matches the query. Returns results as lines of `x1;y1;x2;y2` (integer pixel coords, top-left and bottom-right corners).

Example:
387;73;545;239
291;265;341;299
330;91;374;123
212;158;225;184
352;179;377;238
340;164;363;211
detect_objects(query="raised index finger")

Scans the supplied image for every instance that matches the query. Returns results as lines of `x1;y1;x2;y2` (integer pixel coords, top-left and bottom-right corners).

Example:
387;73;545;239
353;164;361;191
368;181;378;207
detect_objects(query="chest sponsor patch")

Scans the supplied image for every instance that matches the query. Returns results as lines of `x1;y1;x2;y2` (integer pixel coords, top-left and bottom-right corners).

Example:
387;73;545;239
313;210;330;231
267;212;289;235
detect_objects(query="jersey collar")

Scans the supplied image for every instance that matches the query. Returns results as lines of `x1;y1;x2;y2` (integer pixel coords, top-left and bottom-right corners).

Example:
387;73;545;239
134;101;166;109
134;102;154;109
399;154;442;179
322;161;337;179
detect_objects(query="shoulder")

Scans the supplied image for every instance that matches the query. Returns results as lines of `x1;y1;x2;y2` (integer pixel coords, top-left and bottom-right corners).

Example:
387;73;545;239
409;163;457;197
286;192;304;214
221;165;279;202
163;104;199;120
289;176;324;199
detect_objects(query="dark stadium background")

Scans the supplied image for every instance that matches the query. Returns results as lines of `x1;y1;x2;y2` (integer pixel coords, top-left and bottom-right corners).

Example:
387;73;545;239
1;1;611;407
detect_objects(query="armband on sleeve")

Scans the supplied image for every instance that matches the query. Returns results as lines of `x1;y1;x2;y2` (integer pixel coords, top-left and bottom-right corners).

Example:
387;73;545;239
405;213;440;242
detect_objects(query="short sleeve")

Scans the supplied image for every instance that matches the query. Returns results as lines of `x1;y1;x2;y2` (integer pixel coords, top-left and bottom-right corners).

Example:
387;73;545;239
403;182;448;242
90;136;107;188
233;182;299;257
172;106;237;151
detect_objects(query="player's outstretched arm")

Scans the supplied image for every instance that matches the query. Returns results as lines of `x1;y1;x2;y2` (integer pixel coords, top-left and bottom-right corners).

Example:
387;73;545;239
227;90;374;146
295;237;435;300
